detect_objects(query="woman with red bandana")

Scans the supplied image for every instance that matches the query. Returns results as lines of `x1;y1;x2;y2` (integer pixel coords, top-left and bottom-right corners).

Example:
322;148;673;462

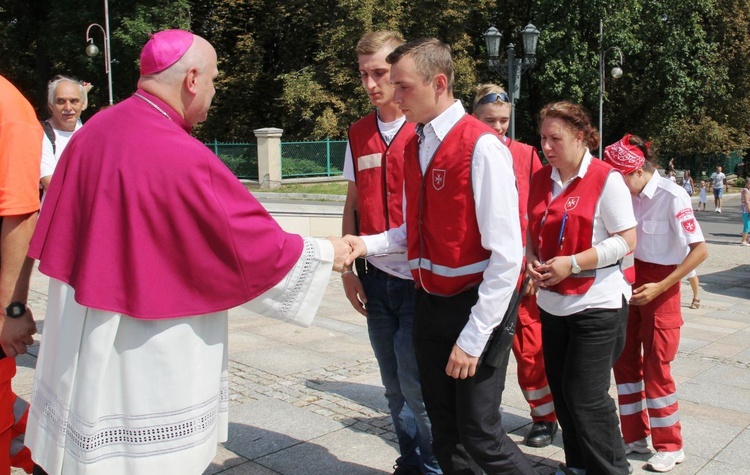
527;102;637;475
604;134;708;473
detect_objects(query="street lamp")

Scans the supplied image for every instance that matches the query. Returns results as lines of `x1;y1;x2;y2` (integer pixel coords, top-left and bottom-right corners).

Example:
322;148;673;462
483;23;540;139
85;0;113;105
598;19;624;159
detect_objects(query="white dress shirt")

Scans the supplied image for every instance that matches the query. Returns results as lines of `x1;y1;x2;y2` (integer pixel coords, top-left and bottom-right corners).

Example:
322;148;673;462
536;151;638;316
632;172;705;264
362;100;522;356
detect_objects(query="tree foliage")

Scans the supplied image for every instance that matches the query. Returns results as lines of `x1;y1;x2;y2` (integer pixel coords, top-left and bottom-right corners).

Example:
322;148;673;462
0;0;748;162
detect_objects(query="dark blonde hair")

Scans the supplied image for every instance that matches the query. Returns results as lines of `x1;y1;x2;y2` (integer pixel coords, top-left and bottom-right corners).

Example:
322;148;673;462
356;30;404;56
472;83;508;111
539;101;599;151
386;38;454;92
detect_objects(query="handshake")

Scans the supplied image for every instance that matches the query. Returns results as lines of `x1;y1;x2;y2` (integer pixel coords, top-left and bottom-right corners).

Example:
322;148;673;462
327;235;367;272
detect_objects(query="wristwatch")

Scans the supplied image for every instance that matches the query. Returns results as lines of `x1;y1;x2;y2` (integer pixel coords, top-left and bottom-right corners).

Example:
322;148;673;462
3;302;27;319
570;255;582;275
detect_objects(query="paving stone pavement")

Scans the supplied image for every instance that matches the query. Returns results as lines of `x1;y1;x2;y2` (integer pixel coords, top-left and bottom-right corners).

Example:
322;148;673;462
11;203;750;475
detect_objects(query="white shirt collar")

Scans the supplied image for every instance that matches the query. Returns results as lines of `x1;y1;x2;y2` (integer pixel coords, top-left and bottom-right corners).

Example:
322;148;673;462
640;171;661;199
550;149;593;187
422;100;465;142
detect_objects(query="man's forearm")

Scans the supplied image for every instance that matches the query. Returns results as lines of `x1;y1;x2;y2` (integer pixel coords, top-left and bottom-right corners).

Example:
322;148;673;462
0;213;38;307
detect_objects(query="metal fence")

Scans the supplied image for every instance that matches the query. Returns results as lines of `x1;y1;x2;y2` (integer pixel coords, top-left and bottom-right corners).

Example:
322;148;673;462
207;141;258;180
280;138;346;178
662;150;745;179
206;138;347;180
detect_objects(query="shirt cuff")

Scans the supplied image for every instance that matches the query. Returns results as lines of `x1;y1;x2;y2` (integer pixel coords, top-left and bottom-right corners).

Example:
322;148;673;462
361;233;390;256
455;322;491;358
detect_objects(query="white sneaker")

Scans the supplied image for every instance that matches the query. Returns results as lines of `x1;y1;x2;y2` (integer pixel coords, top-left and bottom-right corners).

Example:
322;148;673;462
647;450;685;472
741;242;750;247
625;438;651;454
718;208;722;213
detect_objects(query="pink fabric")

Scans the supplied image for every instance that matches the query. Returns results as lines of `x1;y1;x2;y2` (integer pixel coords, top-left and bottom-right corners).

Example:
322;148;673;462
29;90;303;319
140;29;194;75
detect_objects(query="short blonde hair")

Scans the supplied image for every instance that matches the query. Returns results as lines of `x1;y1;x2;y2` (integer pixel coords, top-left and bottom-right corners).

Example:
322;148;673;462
356;31;404;56
472;83;508;111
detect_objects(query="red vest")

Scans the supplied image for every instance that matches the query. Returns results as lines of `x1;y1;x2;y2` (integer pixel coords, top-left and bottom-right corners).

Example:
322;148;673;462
349;113;415;235
404;115;493;296
528;159;611;295
506;138;543;244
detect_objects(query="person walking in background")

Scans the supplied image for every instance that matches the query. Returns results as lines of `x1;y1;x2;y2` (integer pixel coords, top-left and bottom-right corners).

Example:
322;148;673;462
345;38;535;474
605;134;708;473
26;29;352;475
472;83;558;448
741;178;750;246
710;165;726;213
526;101;636;475
682;170;694;197
40;76;88;193
0;74;43;474
341;30;440;475
698;180;707;211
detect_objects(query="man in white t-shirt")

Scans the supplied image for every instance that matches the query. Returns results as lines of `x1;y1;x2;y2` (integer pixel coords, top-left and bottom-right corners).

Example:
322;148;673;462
341;31;440;475
710;165;727;213
40;76;88;192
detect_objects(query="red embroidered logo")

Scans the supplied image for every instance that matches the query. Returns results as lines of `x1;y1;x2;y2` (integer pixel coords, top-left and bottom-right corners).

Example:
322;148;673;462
433;169;446;191
681;218;697;234
676;208;694;220
564;196;579;211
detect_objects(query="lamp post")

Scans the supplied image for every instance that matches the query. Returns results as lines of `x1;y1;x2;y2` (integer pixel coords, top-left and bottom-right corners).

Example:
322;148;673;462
85;0;113;105
598;19;624;159
483;23;540;140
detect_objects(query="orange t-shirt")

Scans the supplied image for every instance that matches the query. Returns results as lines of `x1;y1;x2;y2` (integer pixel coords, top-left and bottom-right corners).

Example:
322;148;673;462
0;75;42;216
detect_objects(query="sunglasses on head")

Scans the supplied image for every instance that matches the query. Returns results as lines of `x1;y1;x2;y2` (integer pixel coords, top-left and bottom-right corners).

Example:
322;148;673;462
478;92;511;105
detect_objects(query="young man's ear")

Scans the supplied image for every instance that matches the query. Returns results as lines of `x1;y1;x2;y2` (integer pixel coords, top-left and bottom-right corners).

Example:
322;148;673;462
433;74;448;95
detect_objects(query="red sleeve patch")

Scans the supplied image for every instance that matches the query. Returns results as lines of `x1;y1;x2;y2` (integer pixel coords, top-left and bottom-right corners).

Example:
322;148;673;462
681;218;697;234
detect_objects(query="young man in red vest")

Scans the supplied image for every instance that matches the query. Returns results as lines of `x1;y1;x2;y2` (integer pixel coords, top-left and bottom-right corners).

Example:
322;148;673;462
472;84;558;448
345;38;535;475
341;31;440;475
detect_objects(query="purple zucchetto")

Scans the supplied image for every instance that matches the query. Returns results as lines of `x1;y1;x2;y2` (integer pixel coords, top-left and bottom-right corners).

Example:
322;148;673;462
140;29;195;76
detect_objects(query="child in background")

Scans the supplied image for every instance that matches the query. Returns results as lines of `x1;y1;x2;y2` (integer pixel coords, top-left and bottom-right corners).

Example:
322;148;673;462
698;180;707;211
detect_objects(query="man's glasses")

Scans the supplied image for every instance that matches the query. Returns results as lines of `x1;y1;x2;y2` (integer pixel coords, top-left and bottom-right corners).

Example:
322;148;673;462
478;92;511;105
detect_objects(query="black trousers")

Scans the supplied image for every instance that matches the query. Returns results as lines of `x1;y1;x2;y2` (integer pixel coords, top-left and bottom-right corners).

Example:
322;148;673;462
414;287;535;475
540;299;630;475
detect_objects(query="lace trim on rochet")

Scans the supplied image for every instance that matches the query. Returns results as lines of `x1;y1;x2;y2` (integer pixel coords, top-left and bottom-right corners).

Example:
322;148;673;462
29;375;229;463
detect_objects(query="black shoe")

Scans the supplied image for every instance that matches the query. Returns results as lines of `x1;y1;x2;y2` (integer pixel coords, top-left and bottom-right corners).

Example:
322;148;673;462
392;464;421;475
525;421;558;448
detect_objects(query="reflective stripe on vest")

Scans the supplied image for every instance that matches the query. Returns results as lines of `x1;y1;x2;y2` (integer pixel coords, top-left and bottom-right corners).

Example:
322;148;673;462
408;257;489;278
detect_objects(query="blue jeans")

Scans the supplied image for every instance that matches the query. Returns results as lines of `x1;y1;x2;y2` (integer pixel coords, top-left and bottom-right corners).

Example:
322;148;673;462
363;266;441;474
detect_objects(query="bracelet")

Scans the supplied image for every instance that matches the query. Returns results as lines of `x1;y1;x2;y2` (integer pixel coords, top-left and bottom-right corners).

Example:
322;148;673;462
341;270;355;278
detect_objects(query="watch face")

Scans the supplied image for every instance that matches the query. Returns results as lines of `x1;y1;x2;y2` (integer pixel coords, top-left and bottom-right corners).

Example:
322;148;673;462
5;302;26;318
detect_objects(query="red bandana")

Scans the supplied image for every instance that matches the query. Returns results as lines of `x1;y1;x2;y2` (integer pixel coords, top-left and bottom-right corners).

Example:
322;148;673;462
603;134;645;174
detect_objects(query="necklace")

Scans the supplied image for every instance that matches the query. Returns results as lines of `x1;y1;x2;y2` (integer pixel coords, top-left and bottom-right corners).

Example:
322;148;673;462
134;93;172;121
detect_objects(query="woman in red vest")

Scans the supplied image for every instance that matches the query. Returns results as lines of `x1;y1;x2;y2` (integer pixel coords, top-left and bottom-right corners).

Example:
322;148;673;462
527;101;637;475
604;135;707;473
